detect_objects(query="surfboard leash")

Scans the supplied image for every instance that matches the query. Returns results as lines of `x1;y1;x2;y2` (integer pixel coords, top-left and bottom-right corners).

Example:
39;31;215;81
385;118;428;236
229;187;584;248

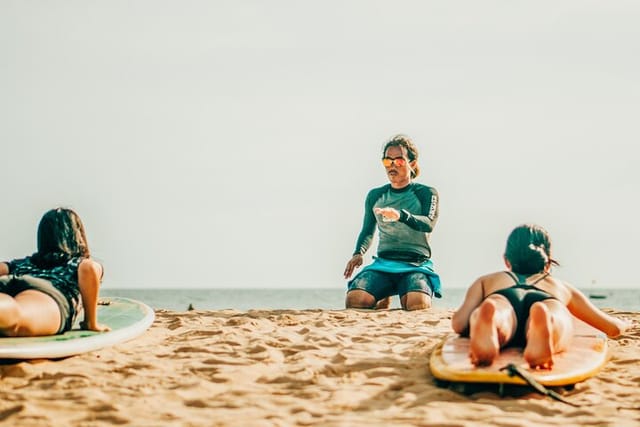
499;363;581;407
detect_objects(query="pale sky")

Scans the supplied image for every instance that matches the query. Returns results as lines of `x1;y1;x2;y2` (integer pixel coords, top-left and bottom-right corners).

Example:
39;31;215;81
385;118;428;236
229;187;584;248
1;1;638;290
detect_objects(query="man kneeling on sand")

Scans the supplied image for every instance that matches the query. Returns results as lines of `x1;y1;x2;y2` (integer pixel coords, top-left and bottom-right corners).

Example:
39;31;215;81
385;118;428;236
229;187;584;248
343;134;441;311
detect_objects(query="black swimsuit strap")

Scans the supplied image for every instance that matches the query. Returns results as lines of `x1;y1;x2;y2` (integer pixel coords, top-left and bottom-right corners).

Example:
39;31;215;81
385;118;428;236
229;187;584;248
505;271;549;287
531;272;549;285
505;271;519;285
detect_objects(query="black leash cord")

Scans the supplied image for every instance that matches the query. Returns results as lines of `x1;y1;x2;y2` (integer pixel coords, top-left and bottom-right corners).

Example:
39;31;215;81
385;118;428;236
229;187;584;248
500;363;581;408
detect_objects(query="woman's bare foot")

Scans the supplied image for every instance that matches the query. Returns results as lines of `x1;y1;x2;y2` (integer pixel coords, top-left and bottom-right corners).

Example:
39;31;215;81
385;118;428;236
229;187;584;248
469;300;500;366
524;303;554;369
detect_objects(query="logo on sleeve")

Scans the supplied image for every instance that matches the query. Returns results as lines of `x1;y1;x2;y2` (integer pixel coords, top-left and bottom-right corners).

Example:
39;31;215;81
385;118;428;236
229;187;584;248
428;195;438;220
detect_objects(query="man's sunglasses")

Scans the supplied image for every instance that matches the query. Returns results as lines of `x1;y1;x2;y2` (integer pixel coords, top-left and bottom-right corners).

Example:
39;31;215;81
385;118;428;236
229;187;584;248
382;157;408;167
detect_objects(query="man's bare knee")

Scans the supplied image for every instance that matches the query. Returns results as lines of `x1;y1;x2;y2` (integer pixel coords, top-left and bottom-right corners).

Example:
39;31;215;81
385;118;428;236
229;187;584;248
401;292;431;311
346;290;376;309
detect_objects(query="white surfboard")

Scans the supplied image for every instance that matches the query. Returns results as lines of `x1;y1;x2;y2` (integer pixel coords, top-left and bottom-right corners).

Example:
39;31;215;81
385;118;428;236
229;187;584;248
0;297;154;360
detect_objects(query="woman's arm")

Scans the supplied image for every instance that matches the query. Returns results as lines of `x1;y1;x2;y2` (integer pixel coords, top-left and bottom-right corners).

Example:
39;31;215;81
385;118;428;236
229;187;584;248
0;262;8;276
565;282;630;337
451;278;485;334
78;258;110;332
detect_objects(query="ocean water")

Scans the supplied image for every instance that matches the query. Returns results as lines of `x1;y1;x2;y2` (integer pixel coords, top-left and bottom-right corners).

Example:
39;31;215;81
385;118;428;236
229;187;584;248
101;287;640;312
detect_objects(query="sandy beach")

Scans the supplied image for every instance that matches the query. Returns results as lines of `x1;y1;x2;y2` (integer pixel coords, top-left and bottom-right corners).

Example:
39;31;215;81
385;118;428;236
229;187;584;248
0;307;638;427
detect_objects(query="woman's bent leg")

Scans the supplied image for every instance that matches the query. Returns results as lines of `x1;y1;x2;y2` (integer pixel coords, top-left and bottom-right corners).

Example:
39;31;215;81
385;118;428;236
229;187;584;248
524;300;573;369
469;295;517;366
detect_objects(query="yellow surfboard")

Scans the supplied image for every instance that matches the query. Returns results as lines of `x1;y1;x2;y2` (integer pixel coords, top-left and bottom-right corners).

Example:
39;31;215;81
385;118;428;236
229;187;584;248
430;317;608;387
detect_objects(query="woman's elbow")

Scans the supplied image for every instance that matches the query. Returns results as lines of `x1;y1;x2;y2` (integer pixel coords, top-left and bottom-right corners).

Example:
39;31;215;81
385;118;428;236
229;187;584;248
78;260;103;289
606;319;630;338
605;325;621;338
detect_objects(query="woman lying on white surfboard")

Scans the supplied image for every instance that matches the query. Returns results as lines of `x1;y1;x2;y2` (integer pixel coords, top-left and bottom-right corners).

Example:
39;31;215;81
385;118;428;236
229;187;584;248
452;224;630;369
0;208;109;337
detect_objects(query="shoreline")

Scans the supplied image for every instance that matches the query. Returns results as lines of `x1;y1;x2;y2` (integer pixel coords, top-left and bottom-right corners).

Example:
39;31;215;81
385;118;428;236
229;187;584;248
99;288;640;313
0;307;638;426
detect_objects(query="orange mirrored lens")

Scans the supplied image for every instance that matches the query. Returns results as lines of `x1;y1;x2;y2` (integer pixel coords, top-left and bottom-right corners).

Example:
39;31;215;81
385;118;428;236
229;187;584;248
382;157;406;167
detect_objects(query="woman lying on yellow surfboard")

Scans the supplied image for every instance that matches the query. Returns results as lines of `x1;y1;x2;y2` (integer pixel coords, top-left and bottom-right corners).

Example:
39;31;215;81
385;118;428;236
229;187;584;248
452;224;630;369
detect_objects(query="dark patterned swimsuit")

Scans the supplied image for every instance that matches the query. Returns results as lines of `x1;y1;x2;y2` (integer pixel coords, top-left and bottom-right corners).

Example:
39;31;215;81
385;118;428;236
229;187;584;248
490;271;555;347
0;256;84;333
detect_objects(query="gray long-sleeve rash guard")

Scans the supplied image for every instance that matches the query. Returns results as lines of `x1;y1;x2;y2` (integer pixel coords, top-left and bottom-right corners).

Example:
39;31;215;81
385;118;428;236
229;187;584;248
352;182;439;262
